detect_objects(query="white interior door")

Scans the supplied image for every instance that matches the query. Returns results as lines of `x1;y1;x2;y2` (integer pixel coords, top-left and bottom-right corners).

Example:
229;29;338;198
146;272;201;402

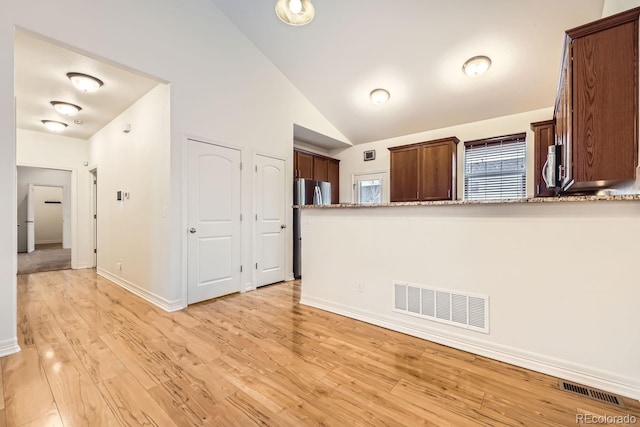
255;154;286;287
27;183;35;253
187;139;242;304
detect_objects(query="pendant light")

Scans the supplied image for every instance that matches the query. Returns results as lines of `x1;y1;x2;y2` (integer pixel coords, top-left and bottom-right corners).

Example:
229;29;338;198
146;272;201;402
275;0;315;26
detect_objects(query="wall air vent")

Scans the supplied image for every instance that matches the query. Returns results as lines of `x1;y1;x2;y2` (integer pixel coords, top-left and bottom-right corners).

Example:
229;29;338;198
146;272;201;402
393;282;489;333
559;380;625;408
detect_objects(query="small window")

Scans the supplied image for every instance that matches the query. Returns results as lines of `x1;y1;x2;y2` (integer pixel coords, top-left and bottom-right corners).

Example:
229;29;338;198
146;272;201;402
464;133;527;200
353;172;388;204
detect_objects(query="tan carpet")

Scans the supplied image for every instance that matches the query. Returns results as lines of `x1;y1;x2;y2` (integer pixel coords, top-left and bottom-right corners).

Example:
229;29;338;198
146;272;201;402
18;243;71;275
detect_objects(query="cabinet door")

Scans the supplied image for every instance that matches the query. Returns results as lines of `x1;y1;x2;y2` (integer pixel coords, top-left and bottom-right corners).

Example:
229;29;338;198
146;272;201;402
327;159;340;204
390;148;419;202
313;156;328;182
419;143;452;200
532;120;556;197
572;21;638;185
295;151;314;179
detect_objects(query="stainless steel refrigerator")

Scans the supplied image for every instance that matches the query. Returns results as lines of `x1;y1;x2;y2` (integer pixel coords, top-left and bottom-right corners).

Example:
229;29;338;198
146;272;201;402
293;179;331;279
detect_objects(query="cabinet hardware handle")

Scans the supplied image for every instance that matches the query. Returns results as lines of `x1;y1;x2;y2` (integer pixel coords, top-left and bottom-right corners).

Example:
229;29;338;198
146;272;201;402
448;189;451;199
537;184;540;195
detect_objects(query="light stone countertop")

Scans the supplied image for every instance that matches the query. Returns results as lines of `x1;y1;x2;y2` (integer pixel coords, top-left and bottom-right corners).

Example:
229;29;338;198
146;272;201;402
296;193;640;208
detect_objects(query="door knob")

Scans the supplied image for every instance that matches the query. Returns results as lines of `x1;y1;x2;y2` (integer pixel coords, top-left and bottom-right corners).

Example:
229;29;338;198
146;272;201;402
189;228;197;234
280;224;287;229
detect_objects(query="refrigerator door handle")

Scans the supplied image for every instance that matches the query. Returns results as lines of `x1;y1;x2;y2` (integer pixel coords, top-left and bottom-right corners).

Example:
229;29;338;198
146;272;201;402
313;185;322;205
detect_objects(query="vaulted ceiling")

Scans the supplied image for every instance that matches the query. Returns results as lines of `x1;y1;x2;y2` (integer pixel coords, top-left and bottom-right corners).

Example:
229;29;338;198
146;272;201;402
210;0;605;144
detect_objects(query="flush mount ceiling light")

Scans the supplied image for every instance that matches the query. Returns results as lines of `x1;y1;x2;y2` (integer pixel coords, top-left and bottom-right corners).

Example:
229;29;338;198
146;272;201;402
463;56;492;77
275;0;315;26
51;101;82;116
370;88;390;104
41;120;68;132
66;72;104;92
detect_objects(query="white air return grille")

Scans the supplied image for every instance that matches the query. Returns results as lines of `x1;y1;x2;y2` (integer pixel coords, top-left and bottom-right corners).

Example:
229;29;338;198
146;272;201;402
393;282;489;333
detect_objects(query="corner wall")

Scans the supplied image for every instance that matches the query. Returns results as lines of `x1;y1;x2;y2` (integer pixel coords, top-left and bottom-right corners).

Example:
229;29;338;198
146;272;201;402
89;84;174;309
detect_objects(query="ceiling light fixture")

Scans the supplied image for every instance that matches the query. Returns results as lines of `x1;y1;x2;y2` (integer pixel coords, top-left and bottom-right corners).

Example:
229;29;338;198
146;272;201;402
370;88;390;104
275;0;315;26
51;101;82;116
41;120;68;132
66;72;104;92
463;56;492;77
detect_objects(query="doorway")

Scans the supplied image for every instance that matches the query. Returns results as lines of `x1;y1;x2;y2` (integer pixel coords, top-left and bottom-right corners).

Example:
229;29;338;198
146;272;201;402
18;184;71;274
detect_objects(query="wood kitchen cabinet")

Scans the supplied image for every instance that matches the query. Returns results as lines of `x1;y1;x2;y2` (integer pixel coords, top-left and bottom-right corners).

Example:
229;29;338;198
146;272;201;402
531;120;556;197
327;160;339;204
294;150;314;180
388;137;459;202
554;8;639;191
293;148;340;204
312;156;328;182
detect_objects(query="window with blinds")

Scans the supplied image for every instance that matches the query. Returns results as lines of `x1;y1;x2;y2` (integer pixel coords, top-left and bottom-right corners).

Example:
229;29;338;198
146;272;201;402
464;133;527;200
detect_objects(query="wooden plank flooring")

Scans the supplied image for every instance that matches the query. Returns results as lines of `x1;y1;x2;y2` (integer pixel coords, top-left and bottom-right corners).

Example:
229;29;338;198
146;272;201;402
3;269;639;426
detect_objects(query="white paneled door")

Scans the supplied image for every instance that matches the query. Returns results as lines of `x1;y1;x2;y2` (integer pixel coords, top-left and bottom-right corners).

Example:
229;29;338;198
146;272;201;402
187;139;242;304
255;154;286;287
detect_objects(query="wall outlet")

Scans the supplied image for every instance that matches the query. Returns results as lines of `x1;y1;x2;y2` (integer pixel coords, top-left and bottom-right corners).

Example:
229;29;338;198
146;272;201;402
117;259;122;271
357;282;364;293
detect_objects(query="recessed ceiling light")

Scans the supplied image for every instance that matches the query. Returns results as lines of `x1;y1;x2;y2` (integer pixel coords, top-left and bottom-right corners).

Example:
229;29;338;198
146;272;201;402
370;88;390;104
51;101;82;116
41;120;68;132
463;56;492;77
275;0;315;26
66;72;104;92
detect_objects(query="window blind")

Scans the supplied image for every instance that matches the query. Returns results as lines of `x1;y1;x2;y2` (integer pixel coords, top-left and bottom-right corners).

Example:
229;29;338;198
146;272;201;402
464;133;526;200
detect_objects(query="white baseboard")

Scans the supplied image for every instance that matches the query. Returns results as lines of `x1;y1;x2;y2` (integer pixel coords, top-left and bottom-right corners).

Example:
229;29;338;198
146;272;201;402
285;272;295;282
35;240;62;245
97;268;185;312
74;262;90;270
0;338;21;358
301;296;640;400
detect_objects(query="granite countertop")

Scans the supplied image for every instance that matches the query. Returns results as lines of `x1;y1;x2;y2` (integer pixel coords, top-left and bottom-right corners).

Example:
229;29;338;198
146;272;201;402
296;193;640;208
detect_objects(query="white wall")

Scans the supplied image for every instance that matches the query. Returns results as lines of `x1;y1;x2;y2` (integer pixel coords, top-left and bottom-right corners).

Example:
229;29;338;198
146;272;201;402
0;21;17;357
602;0;640;16
17;129;92;268
301;202;640;399
0;0;349;349
33;186;63;244
17;167;71;251
89;83;174;308
332;108;553;203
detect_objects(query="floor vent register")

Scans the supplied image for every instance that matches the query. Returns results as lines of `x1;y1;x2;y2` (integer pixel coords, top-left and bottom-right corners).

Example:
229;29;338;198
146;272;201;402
559;380;625;408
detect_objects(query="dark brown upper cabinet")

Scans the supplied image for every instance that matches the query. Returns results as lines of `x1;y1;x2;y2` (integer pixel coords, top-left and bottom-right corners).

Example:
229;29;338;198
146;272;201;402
555;7;639;191
388;137;459;202
531;120;556;197
293;148;340;204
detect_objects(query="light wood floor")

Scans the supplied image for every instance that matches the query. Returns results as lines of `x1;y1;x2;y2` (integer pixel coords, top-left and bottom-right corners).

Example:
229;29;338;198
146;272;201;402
3;270;639;426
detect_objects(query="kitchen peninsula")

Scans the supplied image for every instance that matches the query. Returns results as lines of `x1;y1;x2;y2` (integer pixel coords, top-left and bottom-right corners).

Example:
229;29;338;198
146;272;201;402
297;197;640;400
